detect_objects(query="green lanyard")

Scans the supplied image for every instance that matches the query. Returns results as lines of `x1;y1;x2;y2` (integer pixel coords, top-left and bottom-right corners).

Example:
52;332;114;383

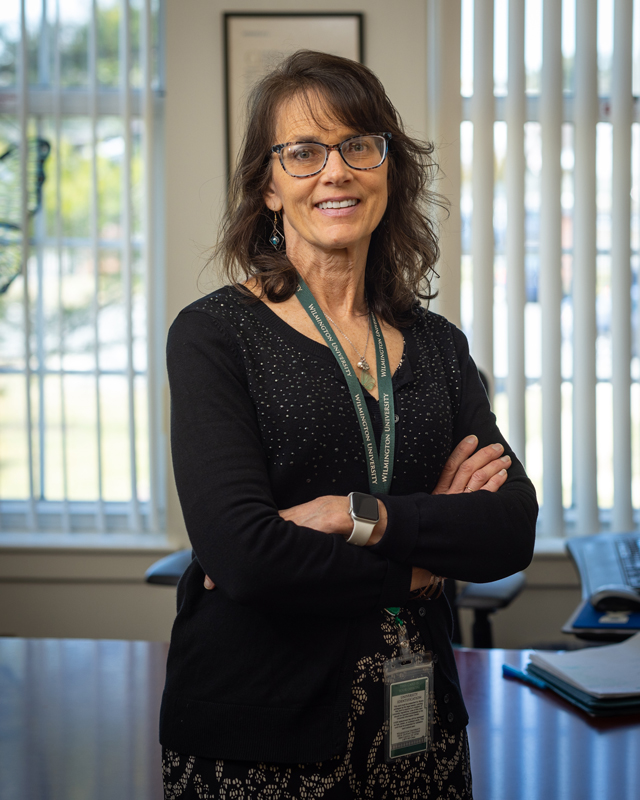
296;276;404;626
295;275;396;495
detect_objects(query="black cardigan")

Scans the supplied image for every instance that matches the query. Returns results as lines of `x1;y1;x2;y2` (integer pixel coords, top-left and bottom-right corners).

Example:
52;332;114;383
159;286;537;763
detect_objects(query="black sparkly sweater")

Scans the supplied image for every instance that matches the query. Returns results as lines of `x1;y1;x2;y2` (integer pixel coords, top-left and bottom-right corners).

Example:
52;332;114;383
160;286;537;764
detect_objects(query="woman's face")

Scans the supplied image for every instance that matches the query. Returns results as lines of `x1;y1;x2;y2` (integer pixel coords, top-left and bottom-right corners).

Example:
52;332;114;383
263;94;389;263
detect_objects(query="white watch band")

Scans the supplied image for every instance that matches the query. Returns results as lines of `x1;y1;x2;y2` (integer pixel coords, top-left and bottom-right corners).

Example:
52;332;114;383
346;517;376;546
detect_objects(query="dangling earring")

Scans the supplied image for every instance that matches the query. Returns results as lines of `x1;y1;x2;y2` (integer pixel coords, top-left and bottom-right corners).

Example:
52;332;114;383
269;209;284;250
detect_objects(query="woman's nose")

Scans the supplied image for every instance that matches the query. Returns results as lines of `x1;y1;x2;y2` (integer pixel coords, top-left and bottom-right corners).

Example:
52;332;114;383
322;149;351;182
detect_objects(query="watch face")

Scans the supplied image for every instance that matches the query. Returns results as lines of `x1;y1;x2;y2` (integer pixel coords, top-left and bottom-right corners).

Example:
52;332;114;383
351;492;379;522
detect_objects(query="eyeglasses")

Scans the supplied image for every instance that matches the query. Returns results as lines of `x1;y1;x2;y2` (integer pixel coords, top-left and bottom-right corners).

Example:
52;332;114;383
270;133;392;178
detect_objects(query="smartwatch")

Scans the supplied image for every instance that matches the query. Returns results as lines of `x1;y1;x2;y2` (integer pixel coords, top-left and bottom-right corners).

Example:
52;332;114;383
347;492;380;546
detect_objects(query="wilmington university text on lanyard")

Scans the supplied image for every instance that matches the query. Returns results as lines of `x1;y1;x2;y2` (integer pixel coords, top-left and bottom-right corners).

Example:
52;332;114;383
296;275;395;495
297;276;435;762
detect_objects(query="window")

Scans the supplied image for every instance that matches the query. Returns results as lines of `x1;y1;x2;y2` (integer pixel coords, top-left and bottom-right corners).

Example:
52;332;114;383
455;0;640;535
0;0;164;534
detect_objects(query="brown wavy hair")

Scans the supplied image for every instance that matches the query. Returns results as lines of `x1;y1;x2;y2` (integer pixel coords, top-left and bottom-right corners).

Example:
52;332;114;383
215;50;445;327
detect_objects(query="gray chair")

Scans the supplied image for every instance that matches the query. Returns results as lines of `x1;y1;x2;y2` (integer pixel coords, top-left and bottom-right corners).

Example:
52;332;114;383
145;549;193;585
449;573;526;648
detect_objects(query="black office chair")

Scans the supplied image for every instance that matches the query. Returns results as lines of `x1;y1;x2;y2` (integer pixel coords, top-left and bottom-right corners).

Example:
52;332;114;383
446;573;526;648
145;548;193;585
146;550;525;648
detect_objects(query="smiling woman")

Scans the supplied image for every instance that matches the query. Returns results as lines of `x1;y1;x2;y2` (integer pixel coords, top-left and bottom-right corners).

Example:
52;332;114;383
160;50;537;799
263;98;390;270
216;50;444;328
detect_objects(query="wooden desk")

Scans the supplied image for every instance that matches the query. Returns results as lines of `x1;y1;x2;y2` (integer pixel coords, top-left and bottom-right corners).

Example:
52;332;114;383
1;639;639;800
0;639;167;800
458;648;640;800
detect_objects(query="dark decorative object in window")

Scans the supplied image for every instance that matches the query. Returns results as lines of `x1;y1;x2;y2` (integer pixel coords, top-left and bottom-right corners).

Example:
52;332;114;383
0;137;51;294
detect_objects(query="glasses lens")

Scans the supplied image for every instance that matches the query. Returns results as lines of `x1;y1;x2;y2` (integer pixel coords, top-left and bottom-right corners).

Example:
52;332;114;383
341;136;386;169
281;143;326;176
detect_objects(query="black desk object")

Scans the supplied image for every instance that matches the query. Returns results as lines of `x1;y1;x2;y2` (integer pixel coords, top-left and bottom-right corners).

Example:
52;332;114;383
567;532;640;598
565;532;640;640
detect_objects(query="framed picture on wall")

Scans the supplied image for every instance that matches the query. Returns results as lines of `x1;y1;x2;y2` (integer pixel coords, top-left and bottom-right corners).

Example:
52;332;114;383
224;13;364;179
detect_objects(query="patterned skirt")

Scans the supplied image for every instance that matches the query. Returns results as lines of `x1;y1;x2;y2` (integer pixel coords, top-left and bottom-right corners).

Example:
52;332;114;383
162;609;472;800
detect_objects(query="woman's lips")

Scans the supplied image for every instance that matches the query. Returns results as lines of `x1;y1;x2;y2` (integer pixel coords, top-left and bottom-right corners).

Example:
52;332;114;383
315;199;360;216
316;199;359;210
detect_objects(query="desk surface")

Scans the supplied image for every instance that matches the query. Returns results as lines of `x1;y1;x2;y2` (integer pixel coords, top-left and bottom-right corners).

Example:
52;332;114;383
460;649;640;800
1;639;639;800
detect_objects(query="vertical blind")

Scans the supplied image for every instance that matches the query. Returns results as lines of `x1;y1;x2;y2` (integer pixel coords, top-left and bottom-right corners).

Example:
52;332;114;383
0;0;163;534
431;0;640;537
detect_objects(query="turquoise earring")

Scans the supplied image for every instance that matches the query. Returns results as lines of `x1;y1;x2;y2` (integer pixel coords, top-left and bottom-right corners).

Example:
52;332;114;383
269;210;284;250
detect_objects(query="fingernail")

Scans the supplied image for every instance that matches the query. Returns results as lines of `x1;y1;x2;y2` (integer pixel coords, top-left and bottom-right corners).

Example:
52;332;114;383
499;469;507;475
501;455;511;462
465;435;477;444
492;443;503;452
204;577;213;590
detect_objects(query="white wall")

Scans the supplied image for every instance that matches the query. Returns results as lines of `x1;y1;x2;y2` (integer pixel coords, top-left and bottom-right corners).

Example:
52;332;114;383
0;544;177;641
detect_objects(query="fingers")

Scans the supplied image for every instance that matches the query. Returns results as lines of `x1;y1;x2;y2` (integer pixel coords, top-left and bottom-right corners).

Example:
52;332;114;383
475;466;509;493
409;566;445;598
432;435;479;494
433;435;513;496
461;454;511;494
447;443;509;494
410;566;433;592
204;575;215;590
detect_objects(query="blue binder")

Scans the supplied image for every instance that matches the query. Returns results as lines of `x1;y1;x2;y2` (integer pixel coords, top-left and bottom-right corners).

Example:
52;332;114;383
571;601;640;631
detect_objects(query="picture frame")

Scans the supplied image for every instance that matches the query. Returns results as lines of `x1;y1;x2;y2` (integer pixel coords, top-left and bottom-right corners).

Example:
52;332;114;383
224;13;364;179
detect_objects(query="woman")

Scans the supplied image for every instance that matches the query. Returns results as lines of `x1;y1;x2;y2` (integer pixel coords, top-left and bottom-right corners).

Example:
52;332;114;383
161;50;537;799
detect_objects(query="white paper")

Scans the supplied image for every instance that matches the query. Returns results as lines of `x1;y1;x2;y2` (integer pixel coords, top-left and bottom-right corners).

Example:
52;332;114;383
529;632;640;698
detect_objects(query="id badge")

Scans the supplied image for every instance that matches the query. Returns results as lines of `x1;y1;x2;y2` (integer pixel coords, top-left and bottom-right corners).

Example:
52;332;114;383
383;651;434;762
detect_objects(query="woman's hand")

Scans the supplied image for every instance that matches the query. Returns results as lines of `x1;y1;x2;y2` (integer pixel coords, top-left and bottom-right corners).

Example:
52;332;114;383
204;496;361;590
204;442;506;591
432;435;511;496
279;495;388;546
411;566;434;592
279;496;351;535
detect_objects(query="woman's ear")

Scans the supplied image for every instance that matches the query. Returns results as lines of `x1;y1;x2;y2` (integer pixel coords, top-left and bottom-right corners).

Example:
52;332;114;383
263;181;282;213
